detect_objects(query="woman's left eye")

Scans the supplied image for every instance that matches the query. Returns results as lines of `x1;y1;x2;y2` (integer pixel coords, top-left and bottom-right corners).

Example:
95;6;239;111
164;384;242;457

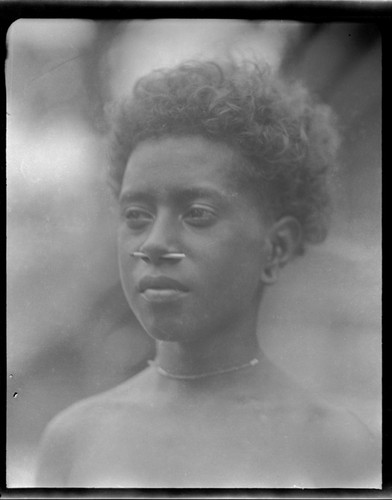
183;207;216;226
123;208;154;229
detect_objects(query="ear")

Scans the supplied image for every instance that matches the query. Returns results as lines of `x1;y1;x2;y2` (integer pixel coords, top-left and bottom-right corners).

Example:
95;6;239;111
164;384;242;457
260;216;302;285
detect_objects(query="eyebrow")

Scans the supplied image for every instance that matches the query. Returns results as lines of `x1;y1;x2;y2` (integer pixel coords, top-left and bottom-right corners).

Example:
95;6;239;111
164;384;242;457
119;186;227;206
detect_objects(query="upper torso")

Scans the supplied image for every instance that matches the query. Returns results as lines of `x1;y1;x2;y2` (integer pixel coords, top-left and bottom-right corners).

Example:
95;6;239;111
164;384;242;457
36;360;380;488
65;395;312;487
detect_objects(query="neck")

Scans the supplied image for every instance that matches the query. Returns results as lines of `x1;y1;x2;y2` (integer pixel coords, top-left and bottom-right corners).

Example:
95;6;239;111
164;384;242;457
154;317;261;378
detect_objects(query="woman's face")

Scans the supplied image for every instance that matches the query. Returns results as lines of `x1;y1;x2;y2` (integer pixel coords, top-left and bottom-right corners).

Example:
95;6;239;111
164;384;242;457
117;136;272;343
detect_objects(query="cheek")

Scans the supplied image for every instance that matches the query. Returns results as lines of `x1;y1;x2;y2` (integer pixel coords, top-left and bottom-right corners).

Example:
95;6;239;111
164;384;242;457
117;233;127;269
117;224;140;265
199;230;266;298
118;257;132;304
117;231;136;299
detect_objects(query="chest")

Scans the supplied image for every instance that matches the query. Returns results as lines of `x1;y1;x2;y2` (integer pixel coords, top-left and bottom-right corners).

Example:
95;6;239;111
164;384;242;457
67;404;311;487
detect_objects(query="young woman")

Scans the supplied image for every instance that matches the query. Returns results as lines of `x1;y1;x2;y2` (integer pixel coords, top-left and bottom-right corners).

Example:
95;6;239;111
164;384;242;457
36;59;380;488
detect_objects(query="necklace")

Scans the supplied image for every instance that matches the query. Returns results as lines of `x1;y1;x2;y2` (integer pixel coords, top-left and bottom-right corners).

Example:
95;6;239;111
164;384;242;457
148;358;259;380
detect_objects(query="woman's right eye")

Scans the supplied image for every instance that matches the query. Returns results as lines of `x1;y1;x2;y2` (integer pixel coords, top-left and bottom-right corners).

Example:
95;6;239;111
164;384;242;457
123;208;154;229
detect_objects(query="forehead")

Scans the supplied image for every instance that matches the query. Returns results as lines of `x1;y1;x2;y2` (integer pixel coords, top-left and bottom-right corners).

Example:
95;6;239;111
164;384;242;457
121;136;251;197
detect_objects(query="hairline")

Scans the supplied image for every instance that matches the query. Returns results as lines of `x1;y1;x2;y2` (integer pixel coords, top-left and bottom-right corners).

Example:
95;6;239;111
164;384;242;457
119;132;277;221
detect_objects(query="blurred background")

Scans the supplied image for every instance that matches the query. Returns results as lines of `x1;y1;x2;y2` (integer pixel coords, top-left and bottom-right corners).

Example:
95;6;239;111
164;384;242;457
6;20;381;486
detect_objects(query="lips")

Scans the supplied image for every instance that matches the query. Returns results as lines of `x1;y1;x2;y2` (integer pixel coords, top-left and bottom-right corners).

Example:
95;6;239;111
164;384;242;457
138;276;189;293
138;276;189;303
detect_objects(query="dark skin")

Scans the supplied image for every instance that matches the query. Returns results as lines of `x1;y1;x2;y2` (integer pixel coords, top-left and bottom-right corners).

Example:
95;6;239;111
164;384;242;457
36;136;380;488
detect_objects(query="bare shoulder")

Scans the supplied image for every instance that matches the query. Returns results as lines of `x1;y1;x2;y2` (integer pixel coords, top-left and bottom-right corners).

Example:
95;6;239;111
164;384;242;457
35;398;90;486
35;370;149;487
260;362;380;487
300;398;381;487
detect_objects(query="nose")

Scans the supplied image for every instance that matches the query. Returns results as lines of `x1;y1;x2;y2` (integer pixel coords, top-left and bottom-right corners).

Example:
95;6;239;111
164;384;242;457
136;212;182;265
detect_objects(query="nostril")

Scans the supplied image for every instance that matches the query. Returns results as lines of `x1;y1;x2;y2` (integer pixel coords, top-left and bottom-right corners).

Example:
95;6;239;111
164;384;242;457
130;251;150;263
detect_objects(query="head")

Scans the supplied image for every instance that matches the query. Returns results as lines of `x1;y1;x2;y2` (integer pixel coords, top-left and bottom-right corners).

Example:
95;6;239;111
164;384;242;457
108;59;339;342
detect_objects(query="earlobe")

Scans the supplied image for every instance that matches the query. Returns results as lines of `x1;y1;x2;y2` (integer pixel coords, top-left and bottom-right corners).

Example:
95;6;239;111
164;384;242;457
260;238;279;285
260;216;302;285
260;261;279;285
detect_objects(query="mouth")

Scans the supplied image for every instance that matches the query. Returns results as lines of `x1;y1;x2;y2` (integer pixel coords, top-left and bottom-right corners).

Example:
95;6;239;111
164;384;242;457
138;276;189;303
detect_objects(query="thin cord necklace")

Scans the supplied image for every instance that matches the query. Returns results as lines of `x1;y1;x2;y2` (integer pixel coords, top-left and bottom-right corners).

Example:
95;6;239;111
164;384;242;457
148;358;259;380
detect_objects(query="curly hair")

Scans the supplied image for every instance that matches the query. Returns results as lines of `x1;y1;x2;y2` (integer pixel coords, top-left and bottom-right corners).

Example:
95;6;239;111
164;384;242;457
108;59;340;253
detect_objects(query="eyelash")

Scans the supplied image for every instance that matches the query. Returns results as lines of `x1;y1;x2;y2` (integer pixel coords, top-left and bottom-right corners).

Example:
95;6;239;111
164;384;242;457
123;208;153;229
122;206;216;229
183;206;216;226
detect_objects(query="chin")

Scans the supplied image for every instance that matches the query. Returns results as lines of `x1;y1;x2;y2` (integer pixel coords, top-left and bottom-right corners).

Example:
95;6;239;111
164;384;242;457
140;319;187;343
145;328;180;342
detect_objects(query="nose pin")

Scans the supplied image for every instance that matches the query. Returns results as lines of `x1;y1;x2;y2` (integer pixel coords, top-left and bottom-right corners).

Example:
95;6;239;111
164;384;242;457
131;251;186;262
130;251;150;263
